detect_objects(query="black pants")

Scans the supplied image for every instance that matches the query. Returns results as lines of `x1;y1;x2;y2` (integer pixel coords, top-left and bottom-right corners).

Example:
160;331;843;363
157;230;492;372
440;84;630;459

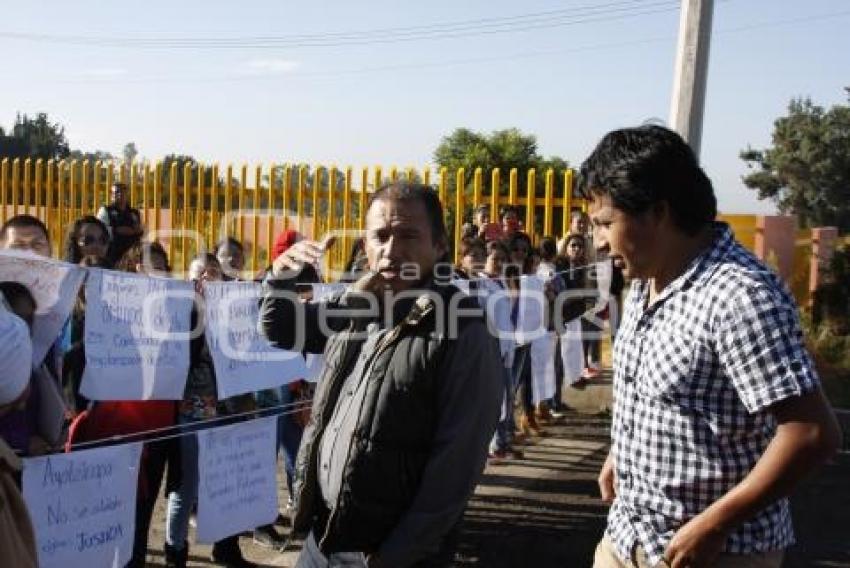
127;438;180;568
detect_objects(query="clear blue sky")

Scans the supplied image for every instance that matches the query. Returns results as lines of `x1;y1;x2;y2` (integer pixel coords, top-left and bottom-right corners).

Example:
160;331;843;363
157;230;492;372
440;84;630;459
2;0;848;214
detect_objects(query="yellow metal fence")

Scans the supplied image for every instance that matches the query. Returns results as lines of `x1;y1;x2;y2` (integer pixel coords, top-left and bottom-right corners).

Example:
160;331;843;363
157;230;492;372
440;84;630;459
0;158;583;274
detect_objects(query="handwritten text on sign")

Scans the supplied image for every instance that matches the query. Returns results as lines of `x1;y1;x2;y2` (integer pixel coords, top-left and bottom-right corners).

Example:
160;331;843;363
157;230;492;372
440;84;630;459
80;269;192;400
196;416;279;543
0;251;86;366
22;443;143;568
204;281;307;398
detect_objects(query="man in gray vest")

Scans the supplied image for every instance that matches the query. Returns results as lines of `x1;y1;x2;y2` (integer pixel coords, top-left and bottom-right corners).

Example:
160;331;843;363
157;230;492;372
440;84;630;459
259;182;503;567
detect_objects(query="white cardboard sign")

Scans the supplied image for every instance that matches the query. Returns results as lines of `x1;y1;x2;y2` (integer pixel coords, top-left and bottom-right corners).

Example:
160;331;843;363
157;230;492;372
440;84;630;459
80;269;192;400
22;443;143;568
204;281;308;399
196;417;279;543
0;251;86;366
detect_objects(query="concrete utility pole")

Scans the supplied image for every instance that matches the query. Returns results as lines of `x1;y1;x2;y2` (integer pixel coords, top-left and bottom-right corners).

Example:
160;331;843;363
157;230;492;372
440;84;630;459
669;0;714;159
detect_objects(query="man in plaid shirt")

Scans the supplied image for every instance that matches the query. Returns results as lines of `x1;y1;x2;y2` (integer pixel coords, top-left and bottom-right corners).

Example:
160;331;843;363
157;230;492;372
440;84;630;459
581;125;841;568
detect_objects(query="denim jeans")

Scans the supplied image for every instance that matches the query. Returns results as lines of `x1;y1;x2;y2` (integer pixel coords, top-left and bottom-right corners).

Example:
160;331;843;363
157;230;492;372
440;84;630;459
165;420;199;548
278;386;306;497
490;365;515;453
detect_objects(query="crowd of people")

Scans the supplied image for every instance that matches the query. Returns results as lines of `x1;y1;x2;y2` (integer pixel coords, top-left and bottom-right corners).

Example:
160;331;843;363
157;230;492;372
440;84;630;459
0;124;843;568
0;178;613;568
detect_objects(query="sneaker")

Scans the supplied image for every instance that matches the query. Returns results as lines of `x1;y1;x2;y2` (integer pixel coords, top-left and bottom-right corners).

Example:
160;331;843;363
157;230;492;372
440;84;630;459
252;524;288;550
508;447;525;460
488;450;508;465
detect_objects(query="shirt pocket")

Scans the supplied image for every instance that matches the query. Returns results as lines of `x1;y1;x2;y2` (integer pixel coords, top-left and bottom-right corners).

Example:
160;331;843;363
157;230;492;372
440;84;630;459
636;331;699;402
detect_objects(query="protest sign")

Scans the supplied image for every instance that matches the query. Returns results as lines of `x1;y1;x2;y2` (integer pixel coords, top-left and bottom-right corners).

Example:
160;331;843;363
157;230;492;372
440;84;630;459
204;281;308;399
196;416;279;543
0;251;86;366
80;269;192;400
22;443;143;568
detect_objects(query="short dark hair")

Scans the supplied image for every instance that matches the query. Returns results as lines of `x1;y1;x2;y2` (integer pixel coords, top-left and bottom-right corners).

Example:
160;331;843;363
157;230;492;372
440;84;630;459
539;236;557;261
578;125;716;236
459;237;486;258
474;204;490;216
0;214;49;242
500;205;519;220
368;181;447;245
486;240;509;257
215;237;244;255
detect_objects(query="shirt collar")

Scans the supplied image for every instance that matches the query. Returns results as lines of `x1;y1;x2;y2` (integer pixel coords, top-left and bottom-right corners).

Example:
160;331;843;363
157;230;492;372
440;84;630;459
636;221;735;309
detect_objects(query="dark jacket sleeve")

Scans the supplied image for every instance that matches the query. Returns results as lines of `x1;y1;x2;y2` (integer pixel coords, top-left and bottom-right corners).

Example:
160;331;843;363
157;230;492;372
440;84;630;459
258;272;361;354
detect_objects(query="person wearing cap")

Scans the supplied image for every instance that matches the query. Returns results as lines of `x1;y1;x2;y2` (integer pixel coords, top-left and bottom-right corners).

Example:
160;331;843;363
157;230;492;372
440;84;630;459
0;306;38;568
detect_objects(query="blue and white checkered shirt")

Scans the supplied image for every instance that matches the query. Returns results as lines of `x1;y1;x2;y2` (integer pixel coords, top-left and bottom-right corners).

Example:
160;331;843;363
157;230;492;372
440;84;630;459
606;223;819;566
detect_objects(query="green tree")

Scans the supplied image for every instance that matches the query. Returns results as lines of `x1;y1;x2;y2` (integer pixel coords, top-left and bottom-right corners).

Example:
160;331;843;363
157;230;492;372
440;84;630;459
0;113;71;160
434;127;571;236
740;93;850;230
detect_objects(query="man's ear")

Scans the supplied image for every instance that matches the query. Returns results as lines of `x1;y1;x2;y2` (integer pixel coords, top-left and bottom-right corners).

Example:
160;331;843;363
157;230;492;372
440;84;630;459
650;200;671;228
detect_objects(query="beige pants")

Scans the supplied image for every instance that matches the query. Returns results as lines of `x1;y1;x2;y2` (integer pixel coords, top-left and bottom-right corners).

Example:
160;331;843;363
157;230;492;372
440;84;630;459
593;535;784;568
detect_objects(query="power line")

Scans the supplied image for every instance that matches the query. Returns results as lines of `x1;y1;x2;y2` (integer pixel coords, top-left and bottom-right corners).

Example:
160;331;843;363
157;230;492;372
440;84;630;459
50;7;850;86
0;1;679;49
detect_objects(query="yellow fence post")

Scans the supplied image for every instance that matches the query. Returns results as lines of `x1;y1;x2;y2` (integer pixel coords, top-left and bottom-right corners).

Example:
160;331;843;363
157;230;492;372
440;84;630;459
0;159;8;224
239;164;247;244
56;161;66;255
197;163;205;254
23;158;31;216
209;165;219;249
297;165;307;235
12;159;21;217
328;166;337;243
423;167;431;187
525;169;535;237
490;168;500;219
562;169;573;234
35;159;43;220
310;166;320;241
267;163;276;266
168;162;178;263
253;164;261;272
342;166;352;267
129;161;138;210
359;167;368;232
222;165;232;238
69;161;78;223
51;160;60;253
282;165;291;232
182;162;192;273
153;162;162;235
371;166;382;226
91;161;100;214
544;169;554;236
438;167;448;225
44;160;52;249
454;168;465;263
472;167;482;212
105;162;115;212
142;162;150;228
82;161;93;216
509;168;518;206
389;166;398;182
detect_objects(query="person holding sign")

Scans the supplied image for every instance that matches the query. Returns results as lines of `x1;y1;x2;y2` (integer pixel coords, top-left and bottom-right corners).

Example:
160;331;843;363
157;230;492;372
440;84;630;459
0;305;37;568
260;182;503;568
